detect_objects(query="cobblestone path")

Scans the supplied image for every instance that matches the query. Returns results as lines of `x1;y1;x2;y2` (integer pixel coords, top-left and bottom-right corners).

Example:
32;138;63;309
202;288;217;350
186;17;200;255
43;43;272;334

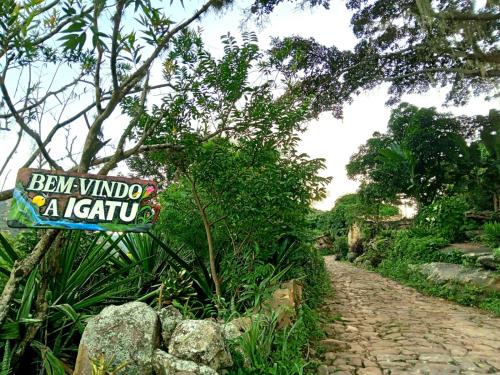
317;257;500;375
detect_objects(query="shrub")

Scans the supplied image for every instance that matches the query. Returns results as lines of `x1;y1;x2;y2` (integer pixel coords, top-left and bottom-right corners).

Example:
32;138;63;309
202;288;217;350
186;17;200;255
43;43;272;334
331;236;348;260
483;222;500;248
415;195;470;241
380;230;449;264
361;231;396;267
228;304;322;374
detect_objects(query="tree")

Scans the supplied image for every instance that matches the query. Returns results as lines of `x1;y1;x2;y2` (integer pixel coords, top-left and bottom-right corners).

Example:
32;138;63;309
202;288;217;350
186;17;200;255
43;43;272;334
157;138;328;298
127;32;329;297
0;0;225;331
466;109;500;211
347;103;482;206
268;0;499;115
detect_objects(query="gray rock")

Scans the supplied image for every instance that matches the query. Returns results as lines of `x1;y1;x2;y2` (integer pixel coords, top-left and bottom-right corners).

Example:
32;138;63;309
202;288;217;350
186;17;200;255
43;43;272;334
169;320;232;371
152;350;217;375
74;301;160;375
441;243;492;260
159;305;183;346
221;316;252;341
476;255;499;271
347;251;358;262
417;262;500;293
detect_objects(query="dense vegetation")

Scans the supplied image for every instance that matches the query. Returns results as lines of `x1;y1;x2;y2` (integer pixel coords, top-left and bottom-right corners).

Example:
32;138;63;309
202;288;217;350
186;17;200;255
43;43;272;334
0;0;498;373
0;27;330;374
314;104;500;315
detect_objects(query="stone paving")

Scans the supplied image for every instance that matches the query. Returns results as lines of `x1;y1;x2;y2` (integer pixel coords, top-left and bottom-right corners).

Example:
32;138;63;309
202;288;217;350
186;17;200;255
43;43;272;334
316;256;500;375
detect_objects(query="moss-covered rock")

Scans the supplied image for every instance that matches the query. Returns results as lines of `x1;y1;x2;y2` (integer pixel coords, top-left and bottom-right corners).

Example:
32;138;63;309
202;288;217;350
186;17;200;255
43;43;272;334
74;301;160;375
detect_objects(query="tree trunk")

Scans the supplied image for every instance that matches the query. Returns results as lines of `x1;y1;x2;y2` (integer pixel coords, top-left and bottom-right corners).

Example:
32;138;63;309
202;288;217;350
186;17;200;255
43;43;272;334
0;229;59;327
189;178;221;297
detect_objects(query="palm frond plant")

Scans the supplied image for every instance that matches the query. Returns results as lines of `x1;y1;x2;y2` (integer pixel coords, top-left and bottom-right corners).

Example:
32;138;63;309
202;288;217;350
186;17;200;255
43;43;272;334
0;230;211;374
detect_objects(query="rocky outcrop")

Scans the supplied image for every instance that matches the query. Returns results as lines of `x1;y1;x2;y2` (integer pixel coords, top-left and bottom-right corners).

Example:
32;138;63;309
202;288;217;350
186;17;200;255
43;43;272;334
263;279;303;328
159;305;183;346
222;316;252;341
347;223;364;261
153;350;217;375
168;320;233;371
74;301;160;375
73;279;301;374
415;262;500;293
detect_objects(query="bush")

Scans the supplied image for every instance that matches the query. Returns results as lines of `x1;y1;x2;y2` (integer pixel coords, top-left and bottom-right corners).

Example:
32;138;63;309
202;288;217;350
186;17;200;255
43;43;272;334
331;236;348;260
415;195;471;241
371;229;500;316
483;222;500;248
361;231;396;267
228;304;321;374
392;231;450;262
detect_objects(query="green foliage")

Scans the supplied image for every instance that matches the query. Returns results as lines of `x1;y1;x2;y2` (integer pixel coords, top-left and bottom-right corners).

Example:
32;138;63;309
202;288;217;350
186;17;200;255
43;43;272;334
415;195;471;242
381;230;449;264
228;305;321;374
331;236;348;260
360;231;396;268
493;247;500;261
0;230;208;373
378;204;399;217
377;257;500;317
347;104;480;206
318;194;360;237
268;1;499;114
294;247;330;309
483;222;500;249
129;33;329;310
366;229;500;316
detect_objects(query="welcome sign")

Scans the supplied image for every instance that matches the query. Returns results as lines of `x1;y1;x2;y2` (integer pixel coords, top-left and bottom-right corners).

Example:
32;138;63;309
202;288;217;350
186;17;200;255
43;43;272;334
7;168;160;232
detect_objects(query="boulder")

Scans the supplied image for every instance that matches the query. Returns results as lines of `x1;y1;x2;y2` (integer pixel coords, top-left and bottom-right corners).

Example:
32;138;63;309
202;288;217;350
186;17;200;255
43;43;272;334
441;243;492;260
159;305;183;346
222;316;252;341
347;223;362;248
152;350;217;375
347;223;364;261
74;301;160;375
476;255;499;271
168;320;232;370
416;262;500;293
265;280;303;328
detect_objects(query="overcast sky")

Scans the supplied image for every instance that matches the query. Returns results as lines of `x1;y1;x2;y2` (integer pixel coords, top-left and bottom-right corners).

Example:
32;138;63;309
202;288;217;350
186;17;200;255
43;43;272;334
0;0;496;210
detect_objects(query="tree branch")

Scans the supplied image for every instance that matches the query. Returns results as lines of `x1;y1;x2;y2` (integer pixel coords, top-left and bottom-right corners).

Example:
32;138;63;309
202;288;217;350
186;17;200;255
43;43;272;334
110;0;125;91
0;64;62;170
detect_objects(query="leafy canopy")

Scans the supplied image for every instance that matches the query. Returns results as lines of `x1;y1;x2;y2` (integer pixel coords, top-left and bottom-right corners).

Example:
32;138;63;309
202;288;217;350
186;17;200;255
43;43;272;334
268;0;499;116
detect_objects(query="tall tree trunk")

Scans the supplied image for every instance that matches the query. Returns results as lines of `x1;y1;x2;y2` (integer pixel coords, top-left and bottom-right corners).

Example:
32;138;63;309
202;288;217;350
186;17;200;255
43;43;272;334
188;177;221;297
0;229;59;326
10;234;65;369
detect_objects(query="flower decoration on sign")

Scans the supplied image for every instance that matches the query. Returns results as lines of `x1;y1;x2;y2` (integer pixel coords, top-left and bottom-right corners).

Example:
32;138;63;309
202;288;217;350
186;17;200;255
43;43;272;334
142;185;156;198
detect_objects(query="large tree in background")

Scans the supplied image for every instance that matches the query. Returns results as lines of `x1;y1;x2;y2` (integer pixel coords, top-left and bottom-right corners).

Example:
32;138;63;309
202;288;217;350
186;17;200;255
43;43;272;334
346;103;487;206
267;0;499;116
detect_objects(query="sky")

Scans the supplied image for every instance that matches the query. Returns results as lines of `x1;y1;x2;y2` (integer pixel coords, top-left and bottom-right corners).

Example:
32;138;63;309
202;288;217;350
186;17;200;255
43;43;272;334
0;0;497;210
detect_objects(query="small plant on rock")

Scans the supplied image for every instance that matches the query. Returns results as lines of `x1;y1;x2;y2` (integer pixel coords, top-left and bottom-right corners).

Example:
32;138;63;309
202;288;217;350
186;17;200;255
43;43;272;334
91;355;128;375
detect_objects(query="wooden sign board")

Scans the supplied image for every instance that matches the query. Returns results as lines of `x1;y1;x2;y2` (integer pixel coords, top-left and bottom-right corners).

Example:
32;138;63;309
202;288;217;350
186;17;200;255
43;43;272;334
7;168;160;232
